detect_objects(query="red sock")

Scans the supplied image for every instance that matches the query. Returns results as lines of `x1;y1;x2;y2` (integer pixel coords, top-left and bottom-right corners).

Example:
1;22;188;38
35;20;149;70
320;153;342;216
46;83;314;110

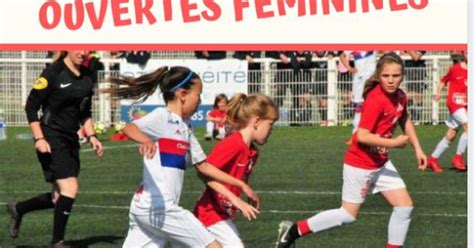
297;220;311;236
387;243;402;248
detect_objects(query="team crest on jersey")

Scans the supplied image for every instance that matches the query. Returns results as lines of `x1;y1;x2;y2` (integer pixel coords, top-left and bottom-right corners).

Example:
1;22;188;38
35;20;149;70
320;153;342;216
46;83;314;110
33;77;48;90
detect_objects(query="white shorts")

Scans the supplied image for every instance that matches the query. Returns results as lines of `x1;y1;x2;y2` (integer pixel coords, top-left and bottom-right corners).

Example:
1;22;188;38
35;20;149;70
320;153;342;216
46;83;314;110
352;73;371;103
445;108;468;129
207;220;243;248
123;206;215;248
342;161;406;204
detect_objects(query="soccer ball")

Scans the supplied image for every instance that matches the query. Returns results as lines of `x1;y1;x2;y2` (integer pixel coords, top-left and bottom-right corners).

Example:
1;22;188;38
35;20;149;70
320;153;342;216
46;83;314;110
94;122;107;135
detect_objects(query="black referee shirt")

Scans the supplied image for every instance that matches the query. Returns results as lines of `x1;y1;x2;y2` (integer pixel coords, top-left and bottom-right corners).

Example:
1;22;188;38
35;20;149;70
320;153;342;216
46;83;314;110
25;59;95;135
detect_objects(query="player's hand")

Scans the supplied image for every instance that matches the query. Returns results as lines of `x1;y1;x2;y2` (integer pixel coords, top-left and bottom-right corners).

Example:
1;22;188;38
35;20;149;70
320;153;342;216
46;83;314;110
434;94;441;102
139;140;156;160
230;197;259;221
416;149;428;171
35;139;51;153
392;135;409;148
242;184;260;210
89;136;103;157
348;67;358;74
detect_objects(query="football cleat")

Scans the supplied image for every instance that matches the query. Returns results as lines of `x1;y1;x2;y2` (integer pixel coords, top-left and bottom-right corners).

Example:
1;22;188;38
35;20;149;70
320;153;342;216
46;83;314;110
48;241;72;248
276;221;296;248
7;202;22;238
427;157;443;173
451;154;466;171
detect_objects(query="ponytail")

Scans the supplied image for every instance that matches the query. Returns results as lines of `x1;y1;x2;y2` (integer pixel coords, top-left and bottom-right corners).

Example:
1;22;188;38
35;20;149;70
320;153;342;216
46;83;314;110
226;93;279;131
101;66;200;103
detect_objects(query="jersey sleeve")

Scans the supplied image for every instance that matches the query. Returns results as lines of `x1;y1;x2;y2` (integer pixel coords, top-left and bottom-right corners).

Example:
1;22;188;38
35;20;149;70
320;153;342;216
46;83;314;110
24;67;56;123
78;89;94;124
133;108;163;141
358;95;382;131
207;138;242;169
441;67;453;84
189;132;207;165
207;109;217;118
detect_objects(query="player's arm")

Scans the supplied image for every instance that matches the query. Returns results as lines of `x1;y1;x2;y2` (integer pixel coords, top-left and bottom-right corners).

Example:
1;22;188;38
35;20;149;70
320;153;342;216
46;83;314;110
195;161;260;208
399;116;427;170
201;178;259;221
357;97;408;149
205;115;219;122
339;52;357;73
357;128;409;148
123;123;156;159
435;82;446;102
25;72;54;153
82;118;103;157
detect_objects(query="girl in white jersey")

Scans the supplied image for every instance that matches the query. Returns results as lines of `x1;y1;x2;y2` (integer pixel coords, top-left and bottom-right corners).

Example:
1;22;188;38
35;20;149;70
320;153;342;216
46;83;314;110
103;66;260;248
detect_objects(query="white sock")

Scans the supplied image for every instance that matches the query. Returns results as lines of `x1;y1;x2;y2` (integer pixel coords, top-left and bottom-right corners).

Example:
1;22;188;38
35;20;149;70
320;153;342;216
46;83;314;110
456;132;467;155
431;137;450;159
305;207;356;234
218;127;226;137
352;112;361;134
206;122;214;136
388;206;413;246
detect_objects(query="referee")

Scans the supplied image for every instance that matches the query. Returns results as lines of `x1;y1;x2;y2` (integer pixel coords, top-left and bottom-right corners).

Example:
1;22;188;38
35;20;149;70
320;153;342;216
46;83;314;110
7;51;104;248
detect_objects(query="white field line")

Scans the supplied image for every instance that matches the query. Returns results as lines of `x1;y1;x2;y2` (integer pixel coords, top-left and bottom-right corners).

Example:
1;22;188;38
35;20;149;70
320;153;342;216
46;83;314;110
0;190;466;196
0;202;466;218
81;144;138;152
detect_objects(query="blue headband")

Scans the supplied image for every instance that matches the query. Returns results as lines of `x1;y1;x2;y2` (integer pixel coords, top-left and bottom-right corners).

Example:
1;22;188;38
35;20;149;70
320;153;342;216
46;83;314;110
170;71;194;92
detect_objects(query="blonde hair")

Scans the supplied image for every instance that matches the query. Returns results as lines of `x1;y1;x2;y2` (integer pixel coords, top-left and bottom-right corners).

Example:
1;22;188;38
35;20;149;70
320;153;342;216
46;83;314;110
226;93;279;131
363;52;405;99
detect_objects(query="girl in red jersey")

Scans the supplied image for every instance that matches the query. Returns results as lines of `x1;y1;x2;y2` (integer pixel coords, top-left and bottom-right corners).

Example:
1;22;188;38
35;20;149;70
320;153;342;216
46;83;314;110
194;93;279;247
205;93;228;140
276;53;427;248
427;51;468;172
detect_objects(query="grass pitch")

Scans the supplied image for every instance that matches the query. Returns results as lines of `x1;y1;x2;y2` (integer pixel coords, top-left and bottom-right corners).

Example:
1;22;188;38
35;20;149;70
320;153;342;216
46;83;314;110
0;126;467;247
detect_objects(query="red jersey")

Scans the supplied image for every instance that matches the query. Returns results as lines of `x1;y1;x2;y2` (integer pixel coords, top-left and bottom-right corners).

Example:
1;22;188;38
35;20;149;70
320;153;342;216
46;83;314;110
208;109;226;127
441;63;468;113
344;85;408;169
194;132;258;227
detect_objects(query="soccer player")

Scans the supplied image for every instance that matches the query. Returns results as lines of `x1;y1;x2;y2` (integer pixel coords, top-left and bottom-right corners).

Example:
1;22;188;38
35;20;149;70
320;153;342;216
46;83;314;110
195;93;279;247
339;51;377;144
427;51;468;172
102;66;259;248
205;93;228;140
7;51;104;248
276;53;427;248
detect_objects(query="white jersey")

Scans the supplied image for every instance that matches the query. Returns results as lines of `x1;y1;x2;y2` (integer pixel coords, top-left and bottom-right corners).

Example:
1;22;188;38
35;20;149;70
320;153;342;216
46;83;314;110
344;51;376;77
345;51;377;103
129;108;206;215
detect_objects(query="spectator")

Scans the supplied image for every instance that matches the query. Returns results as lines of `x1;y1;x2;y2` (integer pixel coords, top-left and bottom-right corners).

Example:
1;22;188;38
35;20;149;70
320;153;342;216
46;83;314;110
313;51;335;126
340;51;376;143
81;51;104;84
109;51;126;71
195;51;227;60
335;51;354;124
265;51;292;107
45;51;64;67
403;50;427;124
288;51;314;124
125;51;151;68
